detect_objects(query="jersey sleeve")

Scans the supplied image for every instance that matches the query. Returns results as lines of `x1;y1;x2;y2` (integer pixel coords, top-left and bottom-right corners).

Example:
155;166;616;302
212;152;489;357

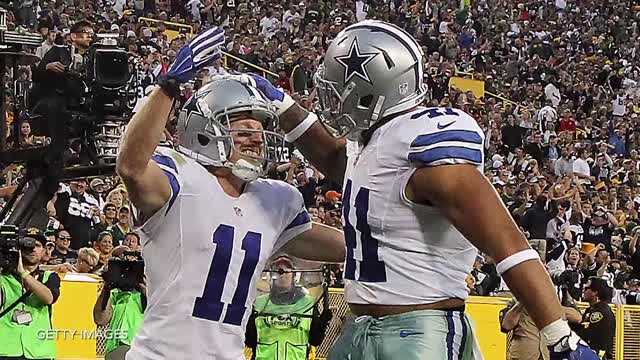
406;109;485;168
274;187;312;251
132;147;185;236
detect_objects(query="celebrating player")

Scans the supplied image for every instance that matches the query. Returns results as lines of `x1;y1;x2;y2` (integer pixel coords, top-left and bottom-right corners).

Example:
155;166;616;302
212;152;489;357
246;20;598;360
116;27;344;360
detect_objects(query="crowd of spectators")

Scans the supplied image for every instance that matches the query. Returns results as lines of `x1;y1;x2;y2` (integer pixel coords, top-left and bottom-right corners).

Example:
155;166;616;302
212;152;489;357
1;0;640;302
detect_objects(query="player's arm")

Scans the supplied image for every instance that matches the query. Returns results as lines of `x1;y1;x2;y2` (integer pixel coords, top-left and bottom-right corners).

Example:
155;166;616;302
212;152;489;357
118;26;224;219
279;104;348;183
407;165;566;339
242;74;347;183
116;87;173;218
282;221;345;263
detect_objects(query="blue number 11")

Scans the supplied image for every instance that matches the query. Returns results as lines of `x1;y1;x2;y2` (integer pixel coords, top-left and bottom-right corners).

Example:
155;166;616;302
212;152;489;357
192;224;262;325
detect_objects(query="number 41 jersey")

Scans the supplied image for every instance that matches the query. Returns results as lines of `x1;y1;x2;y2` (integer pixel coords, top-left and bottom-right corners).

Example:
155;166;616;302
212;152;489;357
126;147;311;360
342;107;484;306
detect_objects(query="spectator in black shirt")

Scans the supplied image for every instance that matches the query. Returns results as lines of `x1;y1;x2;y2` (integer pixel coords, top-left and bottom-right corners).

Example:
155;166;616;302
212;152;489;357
583;206;618;254
54;180;100;250
520;195;553;240
48;229;78;266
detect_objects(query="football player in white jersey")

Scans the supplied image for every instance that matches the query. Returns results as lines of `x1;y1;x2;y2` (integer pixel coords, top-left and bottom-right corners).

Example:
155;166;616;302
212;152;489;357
116;28;345;360
246;20;598;360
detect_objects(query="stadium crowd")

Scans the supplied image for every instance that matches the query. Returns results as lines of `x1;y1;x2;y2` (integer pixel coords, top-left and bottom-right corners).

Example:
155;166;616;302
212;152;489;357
1;0;640;303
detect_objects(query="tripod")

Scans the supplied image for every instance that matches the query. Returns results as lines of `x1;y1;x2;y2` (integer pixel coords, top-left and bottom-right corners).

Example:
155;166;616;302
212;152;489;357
0;145;115;228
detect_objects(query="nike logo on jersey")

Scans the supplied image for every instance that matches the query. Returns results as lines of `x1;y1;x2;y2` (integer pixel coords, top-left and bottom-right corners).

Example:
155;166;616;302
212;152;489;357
437;121;456;129
399;329;425;338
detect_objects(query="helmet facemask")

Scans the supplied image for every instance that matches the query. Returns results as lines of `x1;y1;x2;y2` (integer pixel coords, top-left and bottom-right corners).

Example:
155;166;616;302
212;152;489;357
183;97;285;182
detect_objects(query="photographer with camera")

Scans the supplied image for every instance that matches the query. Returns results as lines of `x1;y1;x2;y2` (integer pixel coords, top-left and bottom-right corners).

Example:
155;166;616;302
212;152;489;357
93;251;145;360
0;228;61;360
31;19;94;165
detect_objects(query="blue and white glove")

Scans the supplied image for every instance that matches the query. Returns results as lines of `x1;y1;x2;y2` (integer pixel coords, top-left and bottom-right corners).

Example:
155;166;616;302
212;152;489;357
159;26;225;98
241;73;296;115
543;322;599;360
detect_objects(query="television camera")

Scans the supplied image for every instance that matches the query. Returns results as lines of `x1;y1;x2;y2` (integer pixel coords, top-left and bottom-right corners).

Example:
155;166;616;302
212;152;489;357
0;19;135;229
0;225;36;274
102;251;145;291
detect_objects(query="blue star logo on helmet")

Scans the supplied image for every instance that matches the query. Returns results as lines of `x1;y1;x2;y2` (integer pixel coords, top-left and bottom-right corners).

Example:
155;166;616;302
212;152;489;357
334;38;378;84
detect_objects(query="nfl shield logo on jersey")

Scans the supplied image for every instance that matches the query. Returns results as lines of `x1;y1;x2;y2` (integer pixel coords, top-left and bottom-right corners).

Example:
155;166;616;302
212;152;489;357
234;206;243;217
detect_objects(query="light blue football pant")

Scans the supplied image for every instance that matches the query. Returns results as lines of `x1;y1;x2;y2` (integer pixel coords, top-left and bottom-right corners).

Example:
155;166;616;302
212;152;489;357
328;309;484;360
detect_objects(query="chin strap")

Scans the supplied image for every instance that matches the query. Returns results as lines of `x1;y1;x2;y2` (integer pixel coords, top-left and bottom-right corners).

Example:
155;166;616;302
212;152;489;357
230;159;263;182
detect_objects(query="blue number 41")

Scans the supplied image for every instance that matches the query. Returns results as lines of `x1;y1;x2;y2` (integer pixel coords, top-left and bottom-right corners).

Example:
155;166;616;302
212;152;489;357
192;224;262;326
343;180;387;282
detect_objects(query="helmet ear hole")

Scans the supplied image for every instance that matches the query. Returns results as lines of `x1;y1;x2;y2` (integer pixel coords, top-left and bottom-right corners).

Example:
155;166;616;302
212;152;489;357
197;133;210;146
359;95;373;108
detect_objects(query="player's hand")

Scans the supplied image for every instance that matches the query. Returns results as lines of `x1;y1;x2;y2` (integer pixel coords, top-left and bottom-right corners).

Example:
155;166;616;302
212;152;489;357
240;73;296;115
548;331;599;360
166;26;225;84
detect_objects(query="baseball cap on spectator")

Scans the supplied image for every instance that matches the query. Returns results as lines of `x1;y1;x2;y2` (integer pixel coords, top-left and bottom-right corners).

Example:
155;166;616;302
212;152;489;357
111;24;119;31
326;191;342;202
142;28;152;38
90;178;104;190
127;30;136;38
493;160;504;169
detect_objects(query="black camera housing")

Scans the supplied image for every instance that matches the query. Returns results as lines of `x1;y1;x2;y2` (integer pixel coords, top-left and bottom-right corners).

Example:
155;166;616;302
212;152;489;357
0;225;36;273
102;251;145;291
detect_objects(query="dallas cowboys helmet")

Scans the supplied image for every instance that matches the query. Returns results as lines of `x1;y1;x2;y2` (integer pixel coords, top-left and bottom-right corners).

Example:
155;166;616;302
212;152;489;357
176;75;284;181
315;20;428;140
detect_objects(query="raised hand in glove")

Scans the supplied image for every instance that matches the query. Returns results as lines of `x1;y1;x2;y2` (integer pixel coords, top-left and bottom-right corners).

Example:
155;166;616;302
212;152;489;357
240;73;296;115
543;321;600;360
158;26;225;98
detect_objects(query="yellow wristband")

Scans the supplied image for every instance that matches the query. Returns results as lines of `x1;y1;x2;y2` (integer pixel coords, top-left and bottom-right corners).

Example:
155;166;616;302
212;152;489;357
20;272;30;279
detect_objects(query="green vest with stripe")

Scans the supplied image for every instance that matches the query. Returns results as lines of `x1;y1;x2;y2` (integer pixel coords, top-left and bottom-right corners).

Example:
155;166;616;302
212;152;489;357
0;271;56;359
254;292;316;360
105;288;144;354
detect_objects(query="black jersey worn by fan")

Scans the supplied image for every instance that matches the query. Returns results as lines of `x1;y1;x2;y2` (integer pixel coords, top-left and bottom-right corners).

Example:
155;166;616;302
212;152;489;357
55;187;100;249
583;219;613;253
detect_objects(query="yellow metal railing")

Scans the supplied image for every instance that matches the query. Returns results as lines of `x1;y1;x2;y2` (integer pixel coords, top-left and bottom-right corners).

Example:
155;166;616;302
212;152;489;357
221;51;277;78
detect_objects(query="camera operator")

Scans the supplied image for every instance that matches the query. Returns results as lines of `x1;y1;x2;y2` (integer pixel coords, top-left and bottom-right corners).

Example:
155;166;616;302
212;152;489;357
0;229;61;360
576;277;615;360
93;251;145;360
31;19;94;164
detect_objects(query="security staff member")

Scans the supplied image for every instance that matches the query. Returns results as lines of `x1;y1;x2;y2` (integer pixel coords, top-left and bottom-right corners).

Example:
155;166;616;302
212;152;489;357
0;229;61;360
245;256;332;360
31;19;94;165
576;277;615;359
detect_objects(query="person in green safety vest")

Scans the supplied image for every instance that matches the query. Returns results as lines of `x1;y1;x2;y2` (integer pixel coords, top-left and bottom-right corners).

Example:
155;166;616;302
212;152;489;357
0;228;61;360
92;249;145;360
245;255;332;360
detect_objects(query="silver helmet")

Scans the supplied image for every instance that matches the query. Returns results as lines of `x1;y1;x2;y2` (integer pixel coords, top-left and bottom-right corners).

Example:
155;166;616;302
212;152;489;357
176;75;285;181
315;20;427;140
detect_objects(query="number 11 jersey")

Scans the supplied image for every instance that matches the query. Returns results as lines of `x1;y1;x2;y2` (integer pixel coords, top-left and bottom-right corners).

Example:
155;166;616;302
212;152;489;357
342;107;485;306
126;147;311;360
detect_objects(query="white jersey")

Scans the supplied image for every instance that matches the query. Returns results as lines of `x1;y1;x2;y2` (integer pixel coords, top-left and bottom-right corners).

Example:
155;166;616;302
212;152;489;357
126;147;311;360
342;107;484;305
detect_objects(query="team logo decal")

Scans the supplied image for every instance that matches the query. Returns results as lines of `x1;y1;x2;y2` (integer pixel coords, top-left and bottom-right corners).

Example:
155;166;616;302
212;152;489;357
589;311;603;323
334;38;378;84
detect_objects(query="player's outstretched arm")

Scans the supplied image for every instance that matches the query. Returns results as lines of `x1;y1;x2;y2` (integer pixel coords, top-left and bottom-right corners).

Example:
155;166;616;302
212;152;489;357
118;26;225;219
408;164;597;358
281;222;346;263
116;87;173;218
242;74;348;183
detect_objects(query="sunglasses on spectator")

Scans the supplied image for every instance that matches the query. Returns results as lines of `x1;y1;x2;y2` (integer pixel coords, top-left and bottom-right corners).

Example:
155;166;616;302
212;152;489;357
58;235;71;240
